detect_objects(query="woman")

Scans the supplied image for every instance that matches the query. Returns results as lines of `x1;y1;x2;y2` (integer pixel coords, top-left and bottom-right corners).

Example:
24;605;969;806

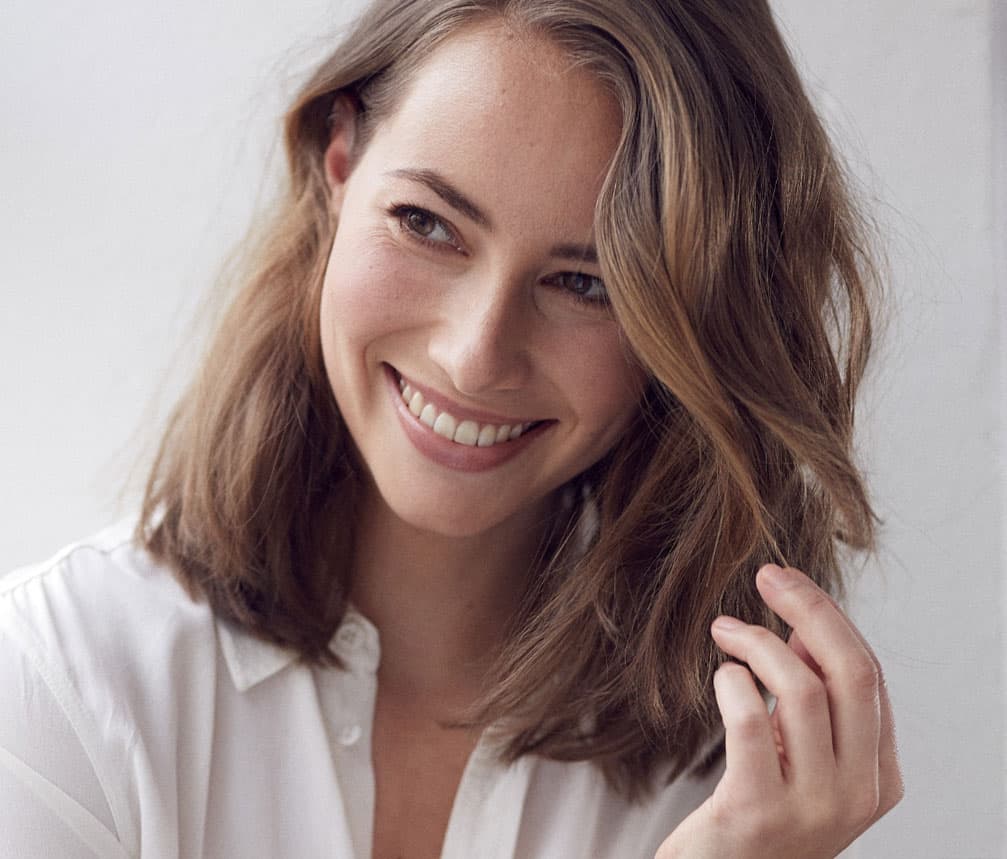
0;1;902;857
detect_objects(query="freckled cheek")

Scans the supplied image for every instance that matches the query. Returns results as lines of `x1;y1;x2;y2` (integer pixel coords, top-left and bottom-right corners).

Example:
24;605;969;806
320;243;433;343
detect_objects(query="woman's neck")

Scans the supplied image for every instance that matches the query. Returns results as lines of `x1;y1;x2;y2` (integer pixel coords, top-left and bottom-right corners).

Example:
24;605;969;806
347;487;551;710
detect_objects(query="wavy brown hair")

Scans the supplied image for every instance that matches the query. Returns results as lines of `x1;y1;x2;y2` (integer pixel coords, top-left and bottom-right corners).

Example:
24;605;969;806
139;0;880;799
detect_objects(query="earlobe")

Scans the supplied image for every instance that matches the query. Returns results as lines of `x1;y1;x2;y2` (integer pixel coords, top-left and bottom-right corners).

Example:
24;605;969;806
323;94;359;211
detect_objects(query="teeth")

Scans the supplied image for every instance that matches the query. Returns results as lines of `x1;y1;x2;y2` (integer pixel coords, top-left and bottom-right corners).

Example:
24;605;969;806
455;420;481;446
432;412;457;440
396;374;537;447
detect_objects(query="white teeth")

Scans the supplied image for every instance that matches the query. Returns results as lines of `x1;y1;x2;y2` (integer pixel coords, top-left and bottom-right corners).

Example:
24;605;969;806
396;374;538;448
455;420;480;446
419;403;438;428
432;412;457;440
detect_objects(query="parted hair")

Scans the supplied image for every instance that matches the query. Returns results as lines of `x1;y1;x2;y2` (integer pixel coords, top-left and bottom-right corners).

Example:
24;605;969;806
139;0;880;799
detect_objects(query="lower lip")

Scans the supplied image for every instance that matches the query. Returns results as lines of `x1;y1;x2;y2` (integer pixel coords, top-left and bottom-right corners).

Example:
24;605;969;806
385;366;551;473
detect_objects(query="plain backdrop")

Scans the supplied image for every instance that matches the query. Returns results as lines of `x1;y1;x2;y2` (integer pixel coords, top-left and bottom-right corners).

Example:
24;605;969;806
1;2;1003;857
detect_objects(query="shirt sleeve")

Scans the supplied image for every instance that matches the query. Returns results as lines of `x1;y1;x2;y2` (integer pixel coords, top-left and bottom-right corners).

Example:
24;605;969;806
0;626;130;859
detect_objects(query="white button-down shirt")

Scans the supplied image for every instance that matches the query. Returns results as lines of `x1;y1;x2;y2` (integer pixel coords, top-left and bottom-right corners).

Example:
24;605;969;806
0;521;722;858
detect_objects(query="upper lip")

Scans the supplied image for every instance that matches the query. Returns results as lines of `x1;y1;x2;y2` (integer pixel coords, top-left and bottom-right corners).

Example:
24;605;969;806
389;365;545;427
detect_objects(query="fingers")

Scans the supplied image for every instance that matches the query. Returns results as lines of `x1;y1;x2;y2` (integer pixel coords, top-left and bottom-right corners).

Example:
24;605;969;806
711;617;835;786
755;564;903;828
786;591;903;821
713;661;783;791
786;630;822;678
754;566;881;776
705;563;903;849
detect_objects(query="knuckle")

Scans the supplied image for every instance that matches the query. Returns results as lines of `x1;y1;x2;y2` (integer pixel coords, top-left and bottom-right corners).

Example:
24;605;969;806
744;624;776;648
806;799;836;833
742;625;781;659
845;656;880;697
790;676;827;712
731;708;767;742
800;586;833;616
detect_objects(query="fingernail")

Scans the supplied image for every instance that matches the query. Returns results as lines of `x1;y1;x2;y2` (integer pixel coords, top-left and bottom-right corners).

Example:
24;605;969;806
712;615;744;631
761;564;797;589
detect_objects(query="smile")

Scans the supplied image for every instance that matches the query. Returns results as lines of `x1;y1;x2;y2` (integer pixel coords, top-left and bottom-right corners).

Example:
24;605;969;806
385;365;552;473
396;376;537;447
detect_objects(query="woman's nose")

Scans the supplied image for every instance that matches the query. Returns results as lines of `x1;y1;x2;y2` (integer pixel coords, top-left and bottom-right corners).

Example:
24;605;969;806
427;275;533;397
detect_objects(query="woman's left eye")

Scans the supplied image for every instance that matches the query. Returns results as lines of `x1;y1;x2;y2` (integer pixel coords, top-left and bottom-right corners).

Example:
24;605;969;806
547;272;609;305
390;205;459;250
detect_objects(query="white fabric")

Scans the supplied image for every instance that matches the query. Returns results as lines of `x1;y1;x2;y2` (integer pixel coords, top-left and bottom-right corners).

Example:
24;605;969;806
0;521;722;858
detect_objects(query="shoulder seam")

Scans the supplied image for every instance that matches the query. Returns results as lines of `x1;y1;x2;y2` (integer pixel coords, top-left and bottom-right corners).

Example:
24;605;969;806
1;532;137;601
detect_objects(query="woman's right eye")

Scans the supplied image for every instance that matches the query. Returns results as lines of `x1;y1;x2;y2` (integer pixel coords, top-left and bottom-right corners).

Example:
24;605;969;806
389;205;460;251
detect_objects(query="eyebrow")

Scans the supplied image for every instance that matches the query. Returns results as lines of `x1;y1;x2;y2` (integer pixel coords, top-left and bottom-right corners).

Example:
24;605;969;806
385;167;599;265
386;168;491;228
548;242;598;265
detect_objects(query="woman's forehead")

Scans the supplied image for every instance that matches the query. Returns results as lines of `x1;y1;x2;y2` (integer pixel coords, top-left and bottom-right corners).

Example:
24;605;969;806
356;23;621;232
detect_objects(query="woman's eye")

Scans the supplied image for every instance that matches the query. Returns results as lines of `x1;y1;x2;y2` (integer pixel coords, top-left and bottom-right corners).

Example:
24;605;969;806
549;272;609;305
391;205;458;249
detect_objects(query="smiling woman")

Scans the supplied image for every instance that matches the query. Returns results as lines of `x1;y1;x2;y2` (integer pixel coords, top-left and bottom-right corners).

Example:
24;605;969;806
0;1;900;858
319;26;641;542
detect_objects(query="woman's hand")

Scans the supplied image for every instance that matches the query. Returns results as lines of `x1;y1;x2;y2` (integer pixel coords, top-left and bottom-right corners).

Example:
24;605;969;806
655;564;903;859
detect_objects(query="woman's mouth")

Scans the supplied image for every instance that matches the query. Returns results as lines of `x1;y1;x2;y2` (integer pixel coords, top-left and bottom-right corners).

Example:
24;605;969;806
385;365;553;472
395;374;542;447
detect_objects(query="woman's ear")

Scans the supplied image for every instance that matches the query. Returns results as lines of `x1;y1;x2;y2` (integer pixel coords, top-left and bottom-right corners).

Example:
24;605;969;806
323;94;359;212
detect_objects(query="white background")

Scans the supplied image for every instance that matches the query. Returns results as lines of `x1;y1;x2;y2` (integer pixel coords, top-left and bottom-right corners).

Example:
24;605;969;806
1;2;1002;856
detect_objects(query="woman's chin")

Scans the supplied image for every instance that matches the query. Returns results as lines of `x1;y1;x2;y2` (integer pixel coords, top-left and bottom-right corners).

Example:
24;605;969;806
373;487;553;543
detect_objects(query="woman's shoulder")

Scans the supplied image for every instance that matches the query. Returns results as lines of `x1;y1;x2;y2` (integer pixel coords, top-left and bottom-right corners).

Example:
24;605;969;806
0;520;229;856
0;518;219;717
4;517;173;595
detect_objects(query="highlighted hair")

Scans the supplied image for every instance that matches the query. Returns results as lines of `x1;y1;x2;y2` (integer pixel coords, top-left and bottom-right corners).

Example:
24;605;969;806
140;0;879;798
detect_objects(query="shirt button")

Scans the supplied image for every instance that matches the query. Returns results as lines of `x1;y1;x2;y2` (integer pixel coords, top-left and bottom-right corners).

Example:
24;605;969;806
336;621;363;651
337;724;362;747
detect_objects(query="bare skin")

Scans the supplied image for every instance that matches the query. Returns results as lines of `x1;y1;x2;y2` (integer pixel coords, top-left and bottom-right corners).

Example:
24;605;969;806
351;484;541;859
369;685;483;859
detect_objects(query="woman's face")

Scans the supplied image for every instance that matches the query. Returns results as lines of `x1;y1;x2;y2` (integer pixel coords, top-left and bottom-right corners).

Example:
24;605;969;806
319;23;645;539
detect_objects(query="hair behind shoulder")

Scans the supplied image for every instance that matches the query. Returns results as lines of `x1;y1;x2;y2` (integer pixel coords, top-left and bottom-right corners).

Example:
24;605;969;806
139;0;881;800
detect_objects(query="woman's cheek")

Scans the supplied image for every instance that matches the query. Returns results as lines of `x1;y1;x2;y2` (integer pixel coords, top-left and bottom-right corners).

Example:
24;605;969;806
323;240;435;335
562;322;646;425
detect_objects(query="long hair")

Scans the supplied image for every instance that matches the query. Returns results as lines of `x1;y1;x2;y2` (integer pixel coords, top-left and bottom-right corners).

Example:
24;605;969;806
139;0;880;799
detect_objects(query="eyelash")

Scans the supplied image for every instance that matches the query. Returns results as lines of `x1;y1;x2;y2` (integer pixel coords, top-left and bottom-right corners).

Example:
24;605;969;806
387;203;609;308
389;203;463;252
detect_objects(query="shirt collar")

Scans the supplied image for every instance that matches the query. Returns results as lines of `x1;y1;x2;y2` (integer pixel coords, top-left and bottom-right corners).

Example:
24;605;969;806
215;604;381;692
215;618;298;692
